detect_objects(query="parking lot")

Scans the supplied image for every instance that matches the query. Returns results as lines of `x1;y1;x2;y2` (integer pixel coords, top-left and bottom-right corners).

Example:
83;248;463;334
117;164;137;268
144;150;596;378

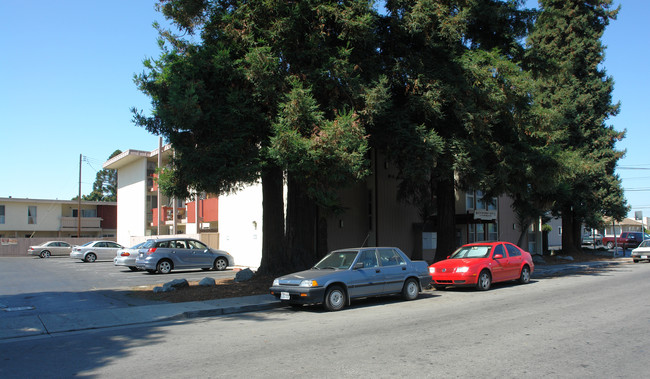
0;256;237;318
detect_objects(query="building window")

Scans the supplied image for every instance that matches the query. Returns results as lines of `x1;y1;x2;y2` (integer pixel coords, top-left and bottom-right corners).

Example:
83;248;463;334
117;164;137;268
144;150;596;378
466;192;475;210
0;205;4;224
28;206;37;224
466;190;497;211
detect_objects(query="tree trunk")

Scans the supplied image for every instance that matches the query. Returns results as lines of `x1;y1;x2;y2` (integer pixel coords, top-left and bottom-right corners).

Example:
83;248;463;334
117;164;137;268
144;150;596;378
285;175;319;271
257;165;287;275
561;207;582;255
434;174;456;262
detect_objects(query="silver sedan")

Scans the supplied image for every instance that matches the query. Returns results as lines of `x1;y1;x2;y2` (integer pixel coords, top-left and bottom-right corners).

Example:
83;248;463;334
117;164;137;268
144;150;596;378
269;247;431;311
28;241;73;258
114;241;148;271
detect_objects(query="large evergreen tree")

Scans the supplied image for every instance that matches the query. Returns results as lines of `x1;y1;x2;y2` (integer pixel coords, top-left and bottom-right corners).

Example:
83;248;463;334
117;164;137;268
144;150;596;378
133;0;379;274
525;0;627;253
377;0;536;260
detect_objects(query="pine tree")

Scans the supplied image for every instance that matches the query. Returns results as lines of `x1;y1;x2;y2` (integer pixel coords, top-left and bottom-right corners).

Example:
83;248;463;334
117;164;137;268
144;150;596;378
525;0;627;252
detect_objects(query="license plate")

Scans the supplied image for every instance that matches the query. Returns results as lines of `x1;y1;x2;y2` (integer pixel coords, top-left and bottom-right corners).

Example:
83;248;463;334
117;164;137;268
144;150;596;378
280;292;290;300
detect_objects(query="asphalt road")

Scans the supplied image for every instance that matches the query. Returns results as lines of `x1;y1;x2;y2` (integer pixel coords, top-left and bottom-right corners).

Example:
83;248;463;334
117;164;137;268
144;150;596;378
1;260;648;378
0;257;236;316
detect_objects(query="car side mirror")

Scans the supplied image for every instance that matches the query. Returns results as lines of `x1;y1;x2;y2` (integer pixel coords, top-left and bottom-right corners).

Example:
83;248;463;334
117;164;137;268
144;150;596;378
354;262;365;270
493;254;504;259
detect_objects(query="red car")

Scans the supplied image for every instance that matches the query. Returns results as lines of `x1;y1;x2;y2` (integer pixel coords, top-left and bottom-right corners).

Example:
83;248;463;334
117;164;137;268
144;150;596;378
428;241;534;291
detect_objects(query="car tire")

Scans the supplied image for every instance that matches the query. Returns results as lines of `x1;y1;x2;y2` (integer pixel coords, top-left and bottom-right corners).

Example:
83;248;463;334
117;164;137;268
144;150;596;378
633;259;639;263
519;265;531;284
40;250;51;258
476;270;491;291
402;278;419;301
128;266;139;272
157;260;173;274
324;285;346;311
606;241;614;249
213;257;228;271
85;253;97;263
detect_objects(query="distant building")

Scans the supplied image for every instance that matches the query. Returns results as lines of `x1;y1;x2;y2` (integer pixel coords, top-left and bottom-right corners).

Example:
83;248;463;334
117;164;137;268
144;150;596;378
105;143;541;268
0;197;116;238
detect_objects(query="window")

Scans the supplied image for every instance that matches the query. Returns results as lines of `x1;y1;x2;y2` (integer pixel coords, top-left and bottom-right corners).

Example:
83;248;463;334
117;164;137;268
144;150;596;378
358;250;378;268
487;224;498;241
506;244;521;257
492;244;506;258
28;206;37;224
0;205;4;224
466;191;475;210
378;248;406;266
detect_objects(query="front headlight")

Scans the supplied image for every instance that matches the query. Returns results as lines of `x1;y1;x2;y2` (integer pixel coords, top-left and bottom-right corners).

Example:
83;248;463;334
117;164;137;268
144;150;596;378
455;267;469;273
299;280;318;287
429;267;435;274
272;279;279;286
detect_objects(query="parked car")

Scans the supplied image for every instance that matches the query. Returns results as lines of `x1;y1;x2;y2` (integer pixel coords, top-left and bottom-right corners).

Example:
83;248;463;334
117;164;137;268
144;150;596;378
114;241;148;271
70;241;124;262
631;240;650;263
602;232;646;250
581;233;603;247
135;237;235;274
269;247;431;311
28;241;73;258
428;241;534;291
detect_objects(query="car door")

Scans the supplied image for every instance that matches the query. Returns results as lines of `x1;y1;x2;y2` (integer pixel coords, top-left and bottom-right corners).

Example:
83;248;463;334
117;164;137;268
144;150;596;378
489;244;508;282
104;242;122;260
347;249;385;298
169;240;193;268
504;243;524;280
186;239;212;267
54;242;72;256
378;248;408;293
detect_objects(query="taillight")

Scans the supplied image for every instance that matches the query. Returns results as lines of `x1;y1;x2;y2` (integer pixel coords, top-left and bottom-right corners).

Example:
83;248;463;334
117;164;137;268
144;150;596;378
121;252;130;257
147;247;157;254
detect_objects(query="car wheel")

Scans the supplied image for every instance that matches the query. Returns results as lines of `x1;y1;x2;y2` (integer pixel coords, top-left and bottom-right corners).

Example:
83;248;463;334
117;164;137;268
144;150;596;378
157;260;173;274
402;278;419;300
213;257;228;271
476;270;491;291
85;253;97;263
519;265;531;284
128;266;139;272
324;285;346;311
40;250;51;258
633;259;639;263
606;241;614;249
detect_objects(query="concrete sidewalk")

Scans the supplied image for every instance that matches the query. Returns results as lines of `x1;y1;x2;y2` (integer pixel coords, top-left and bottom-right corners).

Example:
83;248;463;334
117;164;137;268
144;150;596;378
0;258;633;341
0;294;282;341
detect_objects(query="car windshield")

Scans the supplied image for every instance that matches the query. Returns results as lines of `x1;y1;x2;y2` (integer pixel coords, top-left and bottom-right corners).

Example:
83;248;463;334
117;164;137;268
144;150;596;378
313;251;359;270
639;240;650;248
450;245;492;259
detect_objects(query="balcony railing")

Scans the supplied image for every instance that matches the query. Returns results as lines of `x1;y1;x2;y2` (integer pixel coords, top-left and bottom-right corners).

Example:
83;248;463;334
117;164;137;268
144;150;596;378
60;217;102;230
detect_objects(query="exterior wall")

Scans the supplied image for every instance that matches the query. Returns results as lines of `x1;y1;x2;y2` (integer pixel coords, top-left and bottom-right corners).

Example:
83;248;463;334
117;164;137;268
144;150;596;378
218;183;263;268
98;205;117;229
0;201;62;235
115;158;148;246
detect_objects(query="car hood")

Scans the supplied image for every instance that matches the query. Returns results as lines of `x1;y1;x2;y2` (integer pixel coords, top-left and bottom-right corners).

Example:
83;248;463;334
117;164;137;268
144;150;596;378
276;269;344;283
431;258;484;269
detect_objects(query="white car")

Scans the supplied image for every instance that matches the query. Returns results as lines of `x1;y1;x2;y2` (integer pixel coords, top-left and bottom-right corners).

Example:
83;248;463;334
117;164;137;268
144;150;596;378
631;240;650;263
114;241;148;271
70;240;123;262
28;241;73;258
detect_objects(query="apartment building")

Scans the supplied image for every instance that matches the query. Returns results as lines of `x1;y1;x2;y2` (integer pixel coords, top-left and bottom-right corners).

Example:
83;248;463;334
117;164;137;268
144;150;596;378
0;197;116;238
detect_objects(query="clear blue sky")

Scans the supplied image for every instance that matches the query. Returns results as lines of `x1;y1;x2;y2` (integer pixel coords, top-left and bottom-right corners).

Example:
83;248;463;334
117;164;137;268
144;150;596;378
1;1;648;219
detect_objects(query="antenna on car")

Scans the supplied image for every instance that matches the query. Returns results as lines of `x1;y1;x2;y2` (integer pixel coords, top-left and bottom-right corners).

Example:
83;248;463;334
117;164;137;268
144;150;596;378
361;233;370;247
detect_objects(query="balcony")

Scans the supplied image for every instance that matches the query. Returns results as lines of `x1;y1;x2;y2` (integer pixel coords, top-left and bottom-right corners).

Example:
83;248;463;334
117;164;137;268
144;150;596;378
60;217;102;231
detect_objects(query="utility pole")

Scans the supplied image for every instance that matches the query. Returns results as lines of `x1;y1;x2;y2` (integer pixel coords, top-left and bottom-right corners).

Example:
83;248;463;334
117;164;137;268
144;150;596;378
78;154;82;237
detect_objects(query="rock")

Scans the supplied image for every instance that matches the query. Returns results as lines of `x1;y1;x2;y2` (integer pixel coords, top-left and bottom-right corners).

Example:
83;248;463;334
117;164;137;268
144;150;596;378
199;277;216;287
235;268;254;282
153;285;175;293
164;278;189;291
557;255;574;261
532;255;546;264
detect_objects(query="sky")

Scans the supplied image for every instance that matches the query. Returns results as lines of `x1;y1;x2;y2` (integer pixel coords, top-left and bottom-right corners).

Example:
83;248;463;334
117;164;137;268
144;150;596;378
0;0;648;219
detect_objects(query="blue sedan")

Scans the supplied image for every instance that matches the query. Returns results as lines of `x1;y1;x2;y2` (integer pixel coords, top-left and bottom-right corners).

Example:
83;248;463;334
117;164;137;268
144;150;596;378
269;247;431;311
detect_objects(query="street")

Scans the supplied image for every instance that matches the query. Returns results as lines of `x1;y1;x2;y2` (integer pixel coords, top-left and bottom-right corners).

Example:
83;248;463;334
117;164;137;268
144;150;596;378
1;261;648;378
